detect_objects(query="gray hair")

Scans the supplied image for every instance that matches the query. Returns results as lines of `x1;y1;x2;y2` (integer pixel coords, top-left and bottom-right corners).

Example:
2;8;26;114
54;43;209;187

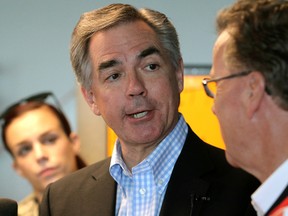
70;3;181;90
216;0;288;110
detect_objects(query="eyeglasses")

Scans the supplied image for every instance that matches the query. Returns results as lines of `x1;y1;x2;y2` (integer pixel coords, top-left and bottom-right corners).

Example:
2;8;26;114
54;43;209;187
0;92;63;120
202;70;252;98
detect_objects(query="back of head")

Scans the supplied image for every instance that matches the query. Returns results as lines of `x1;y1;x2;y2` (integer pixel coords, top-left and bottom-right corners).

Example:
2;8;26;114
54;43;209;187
216;0;288;110
0;198;17;216
70;3;181;90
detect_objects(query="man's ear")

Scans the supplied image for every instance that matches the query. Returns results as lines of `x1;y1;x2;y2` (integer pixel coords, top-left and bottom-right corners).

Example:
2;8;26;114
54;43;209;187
245;71;266;119
176;58;184;93
81;86;101;116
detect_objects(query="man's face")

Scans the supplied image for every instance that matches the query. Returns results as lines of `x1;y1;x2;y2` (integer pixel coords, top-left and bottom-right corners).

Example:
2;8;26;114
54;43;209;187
83;20;183;148
211;31;250;167
6;106;80;194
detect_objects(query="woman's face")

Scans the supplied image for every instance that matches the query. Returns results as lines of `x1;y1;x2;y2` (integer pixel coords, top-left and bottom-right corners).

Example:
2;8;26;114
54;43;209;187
6;106;80;195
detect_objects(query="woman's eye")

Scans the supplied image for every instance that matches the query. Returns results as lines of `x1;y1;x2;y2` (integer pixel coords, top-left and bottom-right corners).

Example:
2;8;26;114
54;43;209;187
17;145;32;157
145;64;159;71
42;134;58;145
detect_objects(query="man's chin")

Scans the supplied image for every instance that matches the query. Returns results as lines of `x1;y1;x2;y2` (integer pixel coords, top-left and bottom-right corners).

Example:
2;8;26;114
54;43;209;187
225;152;240;168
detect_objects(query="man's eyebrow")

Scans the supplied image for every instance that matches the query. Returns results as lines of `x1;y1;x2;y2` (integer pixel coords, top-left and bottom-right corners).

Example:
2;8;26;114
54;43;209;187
98;47;160;71
98;60;121;71
138;46;161;59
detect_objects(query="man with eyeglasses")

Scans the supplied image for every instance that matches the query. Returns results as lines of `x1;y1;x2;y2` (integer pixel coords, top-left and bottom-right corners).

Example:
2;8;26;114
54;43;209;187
202;0;288;215
1;92;86;216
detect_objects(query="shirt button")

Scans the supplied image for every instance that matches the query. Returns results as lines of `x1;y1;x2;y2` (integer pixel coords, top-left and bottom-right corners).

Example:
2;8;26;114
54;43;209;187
158;179;164;185
139;188;146;195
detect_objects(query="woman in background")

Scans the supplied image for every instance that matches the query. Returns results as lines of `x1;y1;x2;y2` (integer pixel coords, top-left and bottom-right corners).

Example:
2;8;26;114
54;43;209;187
1;92;86;216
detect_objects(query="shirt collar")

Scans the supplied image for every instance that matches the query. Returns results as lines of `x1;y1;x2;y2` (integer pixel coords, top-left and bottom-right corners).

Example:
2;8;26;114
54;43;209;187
144;114;187;193
251;159;288;215
109;114;188;192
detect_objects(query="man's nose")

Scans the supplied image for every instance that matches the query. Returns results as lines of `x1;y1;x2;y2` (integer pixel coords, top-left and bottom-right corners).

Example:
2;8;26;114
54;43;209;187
127;72;147;97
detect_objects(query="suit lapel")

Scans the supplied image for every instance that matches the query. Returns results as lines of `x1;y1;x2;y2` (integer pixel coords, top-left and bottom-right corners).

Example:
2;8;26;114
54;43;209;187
89;159;117;216
160;126;214;216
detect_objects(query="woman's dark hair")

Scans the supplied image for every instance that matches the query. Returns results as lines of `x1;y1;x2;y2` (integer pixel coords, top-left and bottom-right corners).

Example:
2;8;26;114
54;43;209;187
1;101;86;168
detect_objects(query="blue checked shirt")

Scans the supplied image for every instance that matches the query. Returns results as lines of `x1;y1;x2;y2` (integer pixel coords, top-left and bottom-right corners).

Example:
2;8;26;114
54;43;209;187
109;114;188;216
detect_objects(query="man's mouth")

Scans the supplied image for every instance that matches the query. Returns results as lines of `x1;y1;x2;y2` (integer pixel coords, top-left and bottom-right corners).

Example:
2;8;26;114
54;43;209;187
132;111;148;119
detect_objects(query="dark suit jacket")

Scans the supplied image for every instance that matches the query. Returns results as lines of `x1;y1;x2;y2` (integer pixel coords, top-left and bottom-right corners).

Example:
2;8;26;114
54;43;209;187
266;185;288;216
40;126;259;216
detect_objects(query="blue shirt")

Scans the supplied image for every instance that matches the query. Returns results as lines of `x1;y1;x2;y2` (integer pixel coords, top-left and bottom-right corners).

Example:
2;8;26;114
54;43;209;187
109;114;188;216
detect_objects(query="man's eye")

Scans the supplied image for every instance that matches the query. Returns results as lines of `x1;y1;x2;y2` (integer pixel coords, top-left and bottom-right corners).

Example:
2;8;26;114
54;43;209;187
145;64;159;71
107;73;120;81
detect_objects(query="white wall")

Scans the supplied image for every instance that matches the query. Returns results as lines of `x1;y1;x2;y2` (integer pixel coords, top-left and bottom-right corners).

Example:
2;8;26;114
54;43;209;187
0;0;233;201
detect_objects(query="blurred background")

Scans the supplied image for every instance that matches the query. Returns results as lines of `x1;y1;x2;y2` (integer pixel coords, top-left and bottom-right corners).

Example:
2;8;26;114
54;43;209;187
0;0;233;201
